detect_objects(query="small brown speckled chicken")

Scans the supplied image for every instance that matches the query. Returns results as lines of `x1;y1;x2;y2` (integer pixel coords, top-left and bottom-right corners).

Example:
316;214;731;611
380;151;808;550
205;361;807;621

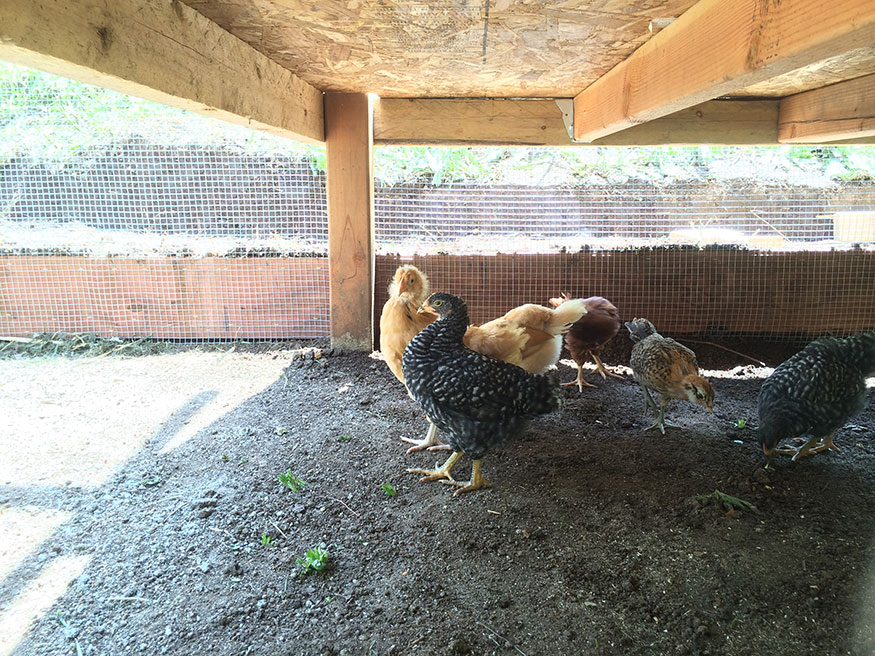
549;294;623;391
625;318;714;433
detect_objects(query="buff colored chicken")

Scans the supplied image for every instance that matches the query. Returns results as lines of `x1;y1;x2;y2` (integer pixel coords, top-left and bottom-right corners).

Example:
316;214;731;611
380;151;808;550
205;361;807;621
379;265;586;452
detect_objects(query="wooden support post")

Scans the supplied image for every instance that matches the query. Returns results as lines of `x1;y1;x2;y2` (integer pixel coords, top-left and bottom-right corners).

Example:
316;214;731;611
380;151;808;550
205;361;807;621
325;93;374;351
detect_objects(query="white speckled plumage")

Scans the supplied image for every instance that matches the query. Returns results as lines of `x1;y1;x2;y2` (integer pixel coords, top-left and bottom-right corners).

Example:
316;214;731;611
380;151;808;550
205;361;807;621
402;293;561;461
758;331;875;455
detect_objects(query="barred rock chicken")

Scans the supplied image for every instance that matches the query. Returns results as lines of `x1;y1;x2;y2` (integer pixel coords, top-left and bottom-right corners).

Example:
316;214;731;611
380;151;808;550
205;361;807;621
625;318;714;433
379;265;585;452
758;331;875;461
402;293;562;496
549;293;623;391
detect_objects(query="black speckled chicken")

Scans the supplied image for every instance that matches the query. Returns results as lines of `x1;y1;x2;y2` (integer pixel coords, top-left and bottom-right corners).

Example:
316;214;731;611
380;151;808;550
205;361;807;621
549;293;623;391
402;293;562;496
625;318;714;434
758;331;875;461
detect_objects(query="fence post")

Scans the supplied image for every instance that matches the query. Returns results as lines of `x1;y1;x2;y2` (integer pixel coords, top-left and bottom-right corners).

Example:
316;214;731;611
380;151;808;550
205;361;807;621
325;92;375;351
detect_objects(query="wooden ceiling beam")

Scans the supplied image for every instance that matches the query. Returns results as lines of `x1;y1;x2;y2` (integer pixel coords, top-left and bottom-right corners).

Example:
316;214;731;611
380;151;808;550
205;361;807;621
0;0;324;144
779;73;875;143
572;0;875;143
374;98;875;146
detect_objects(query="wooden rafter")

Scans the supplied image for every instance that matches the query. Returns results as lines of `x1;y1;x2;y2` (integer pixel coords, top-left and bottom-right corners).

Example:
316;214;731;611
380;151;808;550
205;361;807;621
374;99;781;145
572;0;875;142
779;73;875;143
0;0;324;144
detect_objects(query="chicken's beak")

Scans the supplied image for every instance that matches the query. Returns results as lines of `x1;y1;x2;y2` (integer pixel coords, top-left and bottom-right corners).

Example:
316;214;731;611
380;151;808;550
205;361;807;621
417;301;434;314
762;443;774;457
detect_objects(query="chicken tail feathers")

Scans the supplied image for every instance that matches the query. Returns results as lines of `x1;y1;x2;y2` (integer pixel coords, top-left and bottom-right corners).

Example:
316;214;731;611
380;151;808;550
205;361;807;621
545;298;587;335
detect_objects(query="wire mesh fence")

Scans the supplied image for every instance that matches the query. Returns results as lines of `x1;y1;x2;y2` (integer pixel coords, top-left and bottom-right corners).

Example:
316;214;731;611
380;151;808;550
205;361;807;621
2;62;874;343
0;63;330;341
374;179;875;337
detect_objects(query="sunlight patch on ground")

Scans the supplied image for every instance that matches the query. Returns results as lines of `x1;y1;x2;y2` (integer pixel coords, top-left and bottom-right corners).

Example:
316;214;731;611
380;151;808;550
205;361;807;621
557;359;773;381
0;507;71;583
0;555;90;656
0;351;291;488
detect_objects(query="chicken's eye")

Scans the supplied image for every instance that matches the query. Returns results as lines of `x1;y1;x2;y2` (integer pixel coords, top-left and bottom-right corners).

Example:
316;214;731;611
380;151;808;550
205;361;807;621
696;392;704;400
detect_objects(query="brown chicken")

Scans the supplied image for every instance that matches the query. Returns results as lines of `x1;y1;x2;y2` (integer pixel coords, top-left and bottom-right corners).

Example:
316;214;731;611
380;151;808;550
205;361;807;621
379;265;586;452
549;294;623;391
625;317;714;433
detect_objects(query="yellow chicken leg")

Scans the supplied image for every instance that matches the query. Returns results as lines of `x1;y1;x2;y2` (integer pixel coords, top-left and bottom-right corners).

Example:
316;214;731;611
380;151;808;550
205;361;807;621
441;459;492;496
591;352;623;380
562;364;597;392
407;451;463;484
400;421;452;453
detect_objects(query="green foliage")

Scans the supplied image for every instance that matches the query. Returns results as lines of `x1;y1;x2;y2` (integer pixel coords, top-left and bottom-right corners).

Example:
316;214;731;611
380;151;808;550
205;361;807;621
260;532;272;546
278;470;306;493
380;482;397;497
3;61;873;184
338;434;351;443
697;490;759;514
735;419;747;429
296;546;330;574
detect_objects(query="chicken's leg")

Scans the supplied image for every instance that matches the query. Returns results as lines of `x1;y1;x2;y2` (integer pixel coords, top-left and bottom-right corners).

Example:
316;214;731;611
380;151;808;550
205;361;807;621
400;420;452;453
441;458;492;496
643;400;680;434
776;431;839;461
590;352;624;380
561;363;596;392
407;451;463;484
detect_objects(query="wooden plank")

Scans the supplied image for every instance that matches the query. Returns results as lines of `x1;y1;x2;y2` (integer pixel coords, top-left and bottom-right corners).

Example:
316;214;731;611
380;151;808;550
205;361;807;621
375;98;783;145
325;93;374;350
0;0;324;144
779;73;875;143
0;256;329;339
374;251;875;338
573;0;875;142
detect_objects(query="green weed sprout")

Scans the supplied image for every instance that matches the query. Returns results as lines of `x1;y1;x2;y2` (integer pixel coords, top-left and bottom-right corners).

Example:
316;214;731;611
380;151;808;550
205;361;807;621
735;419;747;429
278;470;306;492
338;434;351;443
296;546;330;574
260;532;272;546
380;482;397;497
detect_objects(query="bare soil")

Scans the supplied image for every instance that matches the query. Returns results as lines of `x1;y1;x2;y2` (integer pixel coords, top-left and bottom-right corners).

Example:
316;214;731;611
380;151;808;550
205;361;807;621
2;337;875;656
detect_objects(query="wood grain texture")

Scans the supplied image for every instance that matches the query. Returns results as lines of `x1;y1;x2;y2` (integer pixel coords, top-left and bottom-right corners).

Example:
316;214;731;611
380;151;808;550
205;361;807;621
374;98;783;145
180;0;698;98
779;73;875;143
0;256;329;339
325;93;375;350
0;0;324;144
375;251;875;339
573;0;875;142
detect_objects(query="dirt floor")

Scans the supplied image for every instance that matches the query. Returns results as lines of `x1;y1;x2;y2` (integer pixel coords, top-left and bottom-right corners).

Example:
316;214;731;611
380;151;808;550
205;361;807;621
2;335;875;656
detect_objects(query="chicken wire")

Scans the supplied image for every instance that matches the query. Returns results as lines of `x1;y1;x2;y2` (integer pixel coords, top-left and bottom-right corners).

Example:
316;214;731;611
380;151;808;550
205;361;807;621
0;65;329;342
374;179;875;338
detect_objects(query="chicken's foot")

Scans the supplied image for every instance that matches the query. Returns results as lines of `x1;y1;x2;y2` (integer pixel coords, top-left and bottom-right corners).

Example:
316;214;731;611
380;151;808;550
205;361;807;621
591;352;624;380
401;421;452;453
644;404;681;435
440;458;492;496
407;451;462;484
561;364;596;392
776;432;839;461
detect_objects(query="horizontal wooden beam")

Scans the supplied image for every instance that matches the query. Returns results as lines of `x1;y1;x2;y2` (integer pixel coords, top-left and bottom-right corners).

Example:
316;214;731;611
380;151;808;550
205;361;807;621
0;0;324;144
573;0;875;142
374;98;875;145
779;73;875;143
375;99;781;145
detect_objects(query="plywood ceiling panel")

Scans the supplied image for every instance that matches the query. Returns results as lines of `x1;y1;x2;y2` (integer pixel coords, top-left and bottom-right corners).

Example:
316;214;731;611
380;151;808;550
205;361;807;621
180;0;698;97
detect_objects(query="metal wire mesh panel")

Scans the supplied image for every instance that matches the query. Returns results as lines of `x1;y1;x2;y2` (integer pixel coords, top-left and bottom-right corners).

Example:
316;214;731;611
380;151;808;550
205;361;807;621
374;176;875;337
0;63;329;341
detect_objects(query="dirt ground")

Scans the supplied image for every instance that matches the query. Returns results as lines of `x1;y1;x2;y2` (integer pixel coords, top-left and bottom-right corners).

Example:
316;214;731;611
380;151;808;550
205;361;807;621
2;335;875;656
